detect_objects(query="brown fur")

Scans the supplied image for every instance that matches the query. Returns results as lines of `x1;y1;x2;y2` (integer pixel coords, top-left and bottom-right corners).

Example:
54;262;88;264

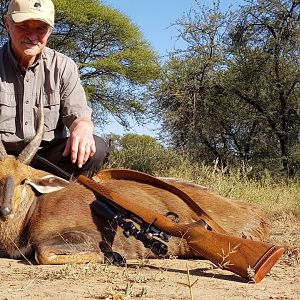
0;156;270;264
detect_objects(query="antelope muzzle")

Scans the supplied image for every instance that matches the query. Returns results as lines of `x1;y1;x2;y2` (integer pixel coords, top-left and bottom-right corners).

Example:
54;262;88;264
0;176;15;219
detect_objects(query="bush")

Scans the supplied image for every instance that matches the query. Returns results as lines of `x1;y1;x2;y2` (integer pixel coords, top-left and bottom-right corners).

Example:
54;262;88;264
106;133;182;174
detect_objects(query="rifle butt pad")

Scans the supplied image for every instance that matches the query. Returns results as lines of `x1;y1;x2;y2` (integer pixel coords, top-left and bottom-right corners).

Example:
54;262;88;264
252;245;285;283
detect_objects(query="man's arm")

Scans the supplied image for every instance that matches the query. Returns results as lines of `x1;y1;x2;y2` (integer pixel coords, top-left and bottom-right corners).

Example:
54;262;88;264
62;116;96;168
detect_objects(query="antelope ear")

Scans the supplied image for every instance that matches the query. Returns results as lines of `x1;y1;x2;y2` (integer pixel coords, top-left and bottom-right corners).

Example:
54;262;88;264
25;175;69;194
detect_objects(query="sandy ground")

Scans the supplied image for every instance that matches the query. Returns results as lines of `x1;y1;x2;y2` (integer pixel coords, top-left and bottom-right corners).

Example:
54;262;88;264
0;215;299;300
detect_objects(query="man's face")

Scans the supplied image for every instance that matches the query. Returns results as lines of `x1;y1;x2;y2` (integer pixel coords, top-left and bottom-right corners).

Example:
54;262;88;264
4;18;52;64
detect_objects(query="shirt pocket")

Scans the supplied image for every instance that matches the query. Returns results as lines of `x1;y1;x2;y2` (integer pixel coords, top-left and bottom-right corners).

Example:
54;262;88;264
42;90;61;132
0;93;16;133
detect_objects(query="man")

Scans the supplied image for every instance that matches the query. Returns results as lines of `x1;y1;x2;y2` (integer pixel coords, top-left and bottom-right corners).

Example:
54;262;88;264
0;0;110;178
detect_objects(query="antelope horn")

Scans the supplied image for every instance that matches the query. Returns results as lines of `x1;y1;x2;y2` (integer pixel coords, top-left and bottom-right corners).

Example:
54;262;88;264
0;139;8;161
18;101;45;165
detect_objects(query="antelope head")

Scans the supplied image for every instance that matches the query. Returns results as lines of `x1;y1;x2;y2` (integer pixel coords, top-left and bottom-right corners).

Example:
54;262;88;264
0;104;68;220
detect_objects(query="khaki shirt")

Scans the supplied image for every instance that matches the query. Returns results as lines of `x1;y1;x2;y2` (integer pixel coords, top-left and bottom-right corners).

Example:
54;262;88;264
0;42;92;151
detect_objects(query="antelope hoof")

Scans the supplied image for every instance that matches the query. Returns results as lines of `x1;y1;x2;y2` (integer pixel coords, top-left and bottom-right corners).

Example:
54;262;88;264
104;251;126;266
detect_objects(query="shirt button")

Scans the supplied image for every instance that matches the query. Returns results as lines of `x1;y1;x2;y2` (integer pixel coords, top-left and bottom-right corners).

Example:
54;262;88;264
25;121;28;125
26;78;29;82
25;100;29;104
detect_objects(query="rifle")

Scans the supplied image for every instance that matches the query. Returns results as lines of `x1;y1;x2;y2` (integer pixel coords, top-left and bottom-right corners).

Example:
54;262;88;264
78;174;285;283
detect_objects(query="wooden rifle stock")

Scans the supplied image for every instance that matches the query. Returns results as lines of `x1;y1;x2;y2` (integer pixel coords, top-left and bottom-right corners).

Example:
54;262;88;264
79;175;285;283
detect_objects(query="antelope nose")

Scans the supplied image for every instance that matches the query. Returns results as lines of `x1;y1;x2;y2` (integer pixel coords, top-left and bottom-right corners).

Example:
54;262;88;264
0;207;12;217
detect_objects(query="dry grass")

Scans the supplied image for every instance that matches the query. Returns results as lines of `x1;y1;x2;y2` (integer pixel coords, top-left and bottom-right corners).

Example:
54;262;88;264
269;213;300;266
10;255;204;299
160;161;300;217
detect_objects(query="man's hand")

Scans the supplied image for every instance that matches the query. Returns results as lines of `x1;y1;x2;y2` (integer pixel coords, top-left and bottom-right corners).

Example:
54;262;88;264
62;116;96;168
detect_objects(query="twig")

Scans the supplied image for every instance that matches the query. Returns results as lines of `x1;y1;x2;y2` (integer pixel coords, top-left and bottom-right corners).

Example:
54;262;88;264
9;236;33;265
186;262;198;300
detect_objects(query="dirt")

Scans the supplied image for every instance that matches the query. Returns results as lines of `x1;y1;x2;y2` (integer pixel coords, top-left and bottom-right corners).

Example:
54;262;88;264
0;215;299;300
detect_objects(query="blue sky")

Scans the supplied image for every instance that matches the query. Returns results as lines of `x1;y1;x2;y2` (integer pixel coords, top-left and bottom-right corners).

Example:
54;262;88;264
100;0;244;137
103;0;201;60
103;0;243;59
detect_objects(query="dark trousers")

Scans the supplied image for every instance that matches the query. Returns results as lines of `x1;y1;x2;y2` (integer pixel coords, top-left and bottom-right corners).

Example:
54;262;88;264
30;135;110;179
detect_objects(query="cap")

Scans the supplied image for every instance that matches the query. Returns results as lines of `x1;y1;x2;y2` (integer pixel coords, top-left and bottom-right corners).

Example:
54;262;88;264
7;0;55;27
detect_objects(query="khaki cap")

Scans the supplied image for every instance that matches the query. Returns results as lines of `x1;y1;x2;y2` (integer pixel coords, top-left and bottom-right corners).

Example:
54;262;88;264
7;0;55;27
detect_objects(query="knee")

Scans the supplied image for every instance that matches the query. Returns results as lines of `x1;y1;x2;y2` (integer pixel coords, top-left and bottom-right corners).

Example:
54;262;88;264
93;135;110;163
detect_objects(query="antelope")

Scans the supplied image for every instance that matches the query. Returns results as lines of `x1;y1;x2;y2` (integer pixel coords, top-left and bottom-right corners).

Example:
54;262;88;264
0;105;271;270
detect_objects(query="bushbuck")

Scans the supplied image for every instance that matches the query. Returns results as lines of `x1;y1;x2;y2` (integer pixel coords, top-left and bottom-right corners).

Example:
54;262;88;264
0;103;281;282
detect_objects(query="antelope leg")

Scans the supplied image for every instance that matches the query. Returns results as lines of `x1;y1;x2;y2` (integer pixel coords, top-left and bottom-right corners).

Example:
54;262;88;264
34;230;103;265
